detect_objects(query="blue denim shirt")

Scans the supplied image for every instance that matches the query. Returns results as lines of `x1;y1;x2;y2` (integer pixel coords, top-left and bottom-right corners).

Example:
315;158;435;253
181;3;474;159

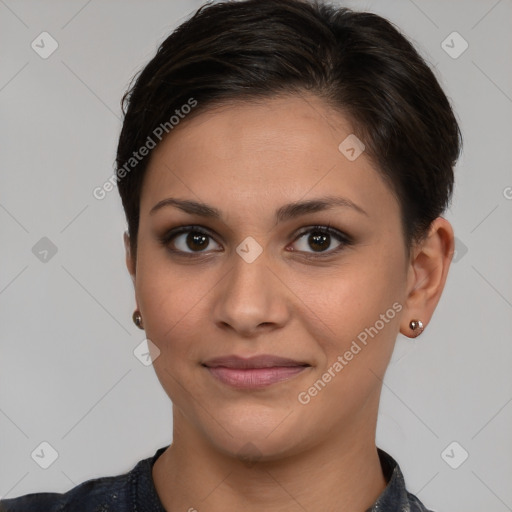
0;446;434;511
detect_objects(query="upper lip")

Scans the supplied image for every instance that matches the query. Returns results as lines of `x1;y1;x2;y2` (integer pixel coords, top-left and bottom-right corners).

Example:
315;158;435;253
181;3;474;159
202;355;310;369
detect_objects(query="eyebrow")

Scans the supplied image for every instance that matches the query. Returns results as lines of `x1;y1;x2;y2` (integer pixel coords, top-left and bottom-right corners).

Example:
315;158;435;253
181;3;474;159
149;195;368;223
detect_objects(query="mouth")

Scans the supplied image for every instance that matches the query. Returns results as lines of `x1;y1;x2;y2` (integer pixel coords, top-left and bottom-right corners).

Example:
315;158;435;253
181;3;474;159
202;355;311;389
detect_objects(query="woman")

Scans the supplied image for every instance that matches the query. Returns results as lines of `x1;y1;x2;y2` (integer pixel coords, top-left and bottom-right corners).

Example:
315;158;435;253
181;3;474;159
0;0;461;510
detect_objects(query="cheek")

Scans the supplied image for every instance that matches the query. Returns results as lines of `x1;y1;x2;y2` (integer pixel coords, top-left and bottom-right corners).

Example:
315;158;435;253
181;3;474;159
290;258;405;422
288;247;407;390
134;244;222;363
300;252;404;335
135;247;188;342
134;249;211;402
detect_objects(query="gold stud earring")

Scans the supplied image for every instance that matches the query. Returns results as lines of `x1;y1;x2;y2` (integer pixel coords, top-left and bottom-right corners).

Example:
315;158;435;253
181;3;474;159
132;310;144;330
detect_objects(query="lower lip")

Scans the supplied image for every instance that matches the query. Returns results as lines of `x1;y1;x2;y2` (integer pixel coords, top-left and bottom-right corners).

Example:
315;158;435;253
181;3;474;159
206;366;308;389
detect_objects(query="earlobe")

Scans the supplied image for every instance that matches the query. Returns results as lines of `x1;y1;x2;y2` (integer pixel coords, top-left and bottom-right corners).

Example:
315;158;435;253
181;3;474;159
400;217;454;338
124;231;136;283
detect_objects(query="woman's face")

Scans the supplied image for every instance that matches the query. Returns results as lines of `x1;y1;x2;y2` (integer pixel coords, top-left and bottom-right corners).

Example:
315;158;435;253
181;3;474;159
127;94;412;460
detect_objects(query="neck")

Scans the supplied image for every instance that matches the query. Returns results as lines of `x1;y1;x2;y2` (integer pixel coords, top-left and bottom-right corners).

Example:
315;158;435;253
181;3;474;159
152;410;388;512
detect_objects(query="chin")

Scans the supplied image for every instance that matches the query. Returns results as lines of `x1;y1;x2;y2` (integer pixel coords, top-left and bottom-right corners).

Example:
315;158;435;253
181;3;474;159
202;413;308;464
216;435;299;464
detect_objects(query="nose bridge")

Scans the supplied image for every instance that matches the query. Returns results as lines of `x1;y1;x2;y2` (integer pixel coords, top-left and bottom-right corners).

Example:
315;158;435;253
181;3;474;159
213;244;286;333
226;245;274;307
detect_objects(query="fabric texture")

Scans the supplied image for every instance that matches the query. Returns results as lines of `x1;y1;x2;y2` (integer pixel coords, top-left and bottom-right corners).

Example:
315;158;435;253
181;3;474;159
0;446;434;511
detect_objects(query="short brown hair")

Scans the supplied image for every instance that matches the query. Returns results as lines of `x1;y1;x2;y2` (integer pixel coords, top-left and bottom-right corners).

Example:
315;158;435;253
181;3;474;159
116;0;462;259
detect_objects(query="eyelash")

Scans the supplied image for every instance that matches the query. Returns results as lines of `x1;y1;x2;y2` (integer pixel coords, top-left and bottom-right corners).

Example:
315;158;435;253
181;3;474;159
158;224;353;259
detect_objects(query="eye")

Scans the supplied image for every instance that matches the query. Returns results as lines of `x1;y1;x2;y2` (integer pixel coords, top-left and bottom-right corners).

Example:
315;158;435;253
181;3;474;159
160;226;222;256
159;224;352;259
289;225;351;256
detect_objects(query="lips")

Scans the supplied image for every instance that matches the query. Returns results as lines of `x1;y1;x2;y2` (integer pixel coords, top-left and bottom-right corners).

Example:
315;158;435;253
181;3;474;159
203;354;310;369
202;355;311;388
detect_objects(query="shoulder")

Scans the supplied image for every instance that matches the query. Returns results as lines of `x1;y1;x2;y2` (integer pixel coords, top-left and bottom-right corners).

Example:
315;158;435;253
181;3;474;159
0;446;170;512
0;471;132;512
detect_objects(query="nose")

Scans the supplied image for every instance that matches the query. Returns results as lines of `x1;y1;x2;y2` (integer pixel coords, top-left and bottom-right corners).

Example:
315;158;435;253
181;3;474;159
212;248;289;338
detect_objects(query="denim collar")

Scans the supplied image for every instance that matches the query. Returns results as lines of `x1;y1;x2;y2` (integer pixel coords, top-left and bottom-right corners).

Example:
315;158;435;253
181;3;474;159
366;448;433;511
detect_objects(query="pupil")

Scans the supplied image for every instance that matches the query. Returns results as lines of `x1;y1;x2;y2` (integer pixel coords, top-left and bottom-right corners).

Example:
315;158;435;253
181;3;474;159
187;232;208;251
309;232;329;252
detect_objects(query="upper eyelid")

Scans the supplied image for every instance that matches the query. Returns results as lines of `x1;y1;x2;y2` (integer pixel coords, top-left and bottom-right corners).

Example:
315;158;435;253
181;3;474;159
164;223;343;239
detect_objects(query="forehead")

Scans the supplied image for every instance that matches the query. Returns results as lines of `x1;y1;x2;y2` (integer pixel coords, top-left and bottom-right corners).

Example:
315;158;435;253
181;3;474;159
149;94;350;165
140;94;398;223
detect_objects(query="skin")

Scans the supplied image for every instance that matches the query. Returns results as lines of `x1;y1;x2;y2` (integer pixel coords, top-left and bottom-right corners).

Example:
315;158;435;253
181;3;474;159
124;93;454;512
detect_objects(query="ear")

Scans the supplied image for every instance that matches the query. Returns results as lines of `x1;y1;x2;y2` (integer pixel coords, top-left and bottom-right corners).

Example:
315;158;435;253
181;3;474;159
124;231;136;284
400;217;454;338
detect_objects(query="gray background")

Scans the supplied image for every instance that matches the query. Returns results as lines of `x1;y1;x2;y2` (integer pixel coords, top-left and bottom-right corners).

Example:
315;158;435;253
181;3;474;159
1;0;511;510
